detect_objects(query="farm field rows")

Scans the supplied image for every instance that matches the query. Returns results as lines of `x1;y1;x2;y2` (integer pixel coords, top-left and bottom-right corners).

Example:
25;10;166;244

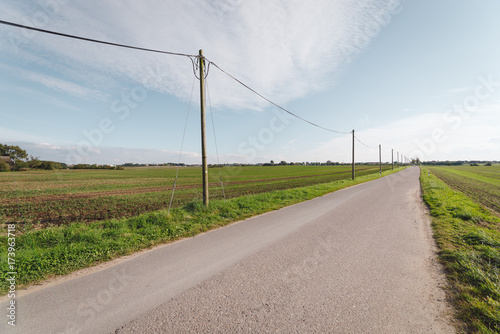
428;165;500;214
0;165;391;225
422;165;500;332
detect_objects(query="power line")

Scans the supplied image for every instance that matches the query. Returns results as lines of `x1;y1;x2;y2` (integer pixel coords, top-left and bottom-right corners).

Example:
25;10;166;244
354;135;377;149
0;19;197;58
168;76;196;215
208;61;351;135
206;77;226;201
2;18;359;138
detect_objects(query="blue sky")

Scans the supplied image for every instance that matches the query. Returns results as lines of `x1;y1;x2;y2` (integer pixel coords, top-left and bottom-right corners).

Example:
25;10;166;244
0;0;499;165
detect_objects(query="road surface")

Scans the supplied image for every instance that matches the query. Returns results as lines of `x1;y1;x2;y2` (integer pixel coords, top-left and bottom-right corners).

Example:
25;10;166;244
1;166;455;333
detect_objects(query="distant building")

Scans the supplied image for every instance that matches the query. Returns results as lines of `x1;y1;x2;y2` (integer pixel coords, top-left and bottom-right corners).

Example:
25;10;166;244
0;156;15;168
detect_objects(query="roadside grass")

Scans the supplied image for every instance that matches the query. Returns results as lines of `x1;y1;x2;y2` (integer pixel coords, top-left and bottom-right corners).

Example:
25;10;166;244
420;167;500;333
0;168;403;295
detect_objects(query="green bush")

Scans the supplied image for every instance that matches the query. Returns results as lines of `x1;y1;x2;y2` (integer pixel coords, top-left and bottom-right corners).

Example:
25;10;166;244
0;160;10;172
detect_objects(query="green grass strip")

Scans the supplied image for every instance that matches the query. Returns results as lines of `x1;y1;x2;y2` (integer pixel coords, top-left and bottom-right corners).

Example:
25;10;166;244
0;168;403;295
420;167;500;333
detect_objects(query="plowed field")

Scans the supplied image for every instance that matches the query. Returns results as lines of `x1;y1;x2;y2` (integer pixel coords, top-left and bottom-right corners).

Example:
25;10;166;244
428;165;500;214
1;165;391;225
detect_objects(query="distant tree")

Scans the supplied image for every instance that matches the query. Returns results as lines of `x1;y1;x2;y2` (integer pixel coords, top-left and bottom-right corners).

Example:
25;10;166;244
279;160;287;165
0;144;28;163
15;161;30;170
28;157;42;169
485;162;492;166
0;160;10;172
270;160;275;166
38;161;62;170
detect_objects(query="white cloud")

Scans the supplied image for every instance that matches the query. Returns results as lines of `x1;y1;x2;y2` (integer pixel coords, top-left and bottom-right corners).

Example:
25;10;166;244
311;106;500;162
0;0;404;109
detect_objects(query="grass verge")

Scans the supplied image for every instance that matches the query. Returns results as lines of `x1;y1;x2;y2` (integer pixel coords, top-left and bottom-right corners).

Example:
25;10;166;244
1;168;403;295
420;167;500;333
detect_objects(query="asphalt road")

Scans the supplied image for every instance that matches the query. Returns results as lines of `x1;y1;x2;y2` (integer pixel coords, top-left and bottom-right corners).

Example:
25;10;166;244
1;166;455;333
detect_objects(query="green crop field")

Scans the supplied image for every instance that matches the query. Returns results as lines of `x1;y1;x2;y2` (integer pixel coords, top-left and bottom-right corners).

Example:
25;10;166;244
0;164;391;226
422;165;500;333
428;165;500;214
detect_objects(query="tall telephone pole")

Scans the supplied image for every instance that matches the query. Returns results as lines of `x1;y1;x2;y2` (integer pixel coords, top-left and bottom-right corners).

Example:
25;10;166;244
352;130;355;180
199;50;209;206
391;149;394;170
379;144;382;175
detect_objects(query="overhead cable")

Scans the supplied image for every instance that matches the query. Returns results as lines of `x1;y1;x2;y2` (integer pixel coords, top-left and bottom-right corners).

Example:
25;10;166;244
1;19;352;136
354;135;377;149
0;19;197;58
206;77;226;201
168;76;196;215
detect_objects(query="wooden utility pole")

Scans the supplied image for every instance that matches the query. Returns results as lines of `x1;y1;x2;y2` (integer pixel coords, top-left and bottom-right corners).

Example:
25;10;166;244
199;49;209;206
397;151;399;168
391;149;394;170
352;130;355;180
379;144;382;175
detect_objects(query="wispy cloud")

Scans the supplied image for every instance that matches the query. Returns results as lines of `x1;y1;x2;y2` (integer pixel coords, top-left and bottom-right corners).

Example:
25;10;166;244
0;0;403;109
430;86;474;99
0;63;108;101
22;71;107;101
0;82;82;112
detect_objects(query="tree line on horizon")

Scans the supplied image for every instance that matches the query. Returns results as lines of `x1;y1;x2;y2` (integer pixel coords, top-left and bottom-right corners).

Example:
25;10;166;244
0;143;126;172
1;143;496;172
0;143;65;172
